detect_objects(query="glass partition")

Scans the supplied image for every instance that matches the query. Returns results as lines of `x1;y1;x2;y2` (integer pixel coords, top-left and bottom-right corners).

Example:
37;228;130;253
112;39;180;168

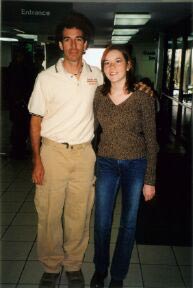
173;37;183;98
183;37;193;106
166;41;173;91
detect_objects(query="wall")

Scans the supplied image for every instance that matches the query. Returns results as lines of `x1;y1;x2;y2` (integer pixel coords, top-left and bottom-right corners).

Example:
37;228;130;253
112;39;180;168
1;42;12;67
132;41;158;85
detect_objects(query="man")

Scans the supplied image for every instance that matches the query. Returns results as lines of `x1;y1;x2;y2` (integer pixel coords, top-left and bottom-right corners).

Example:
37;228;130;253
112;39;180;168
28;12;103;288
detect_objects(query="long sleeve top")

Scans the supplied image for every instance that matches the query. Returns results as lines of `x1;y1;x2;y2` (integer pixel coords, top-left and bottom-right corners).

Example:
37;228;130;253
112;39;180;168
93;86;158;185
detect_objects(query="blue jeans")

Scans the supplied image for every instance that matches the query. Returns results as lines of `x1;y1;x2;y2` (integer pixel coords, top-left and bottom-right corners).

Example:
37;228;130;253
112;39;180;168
93;156;147;280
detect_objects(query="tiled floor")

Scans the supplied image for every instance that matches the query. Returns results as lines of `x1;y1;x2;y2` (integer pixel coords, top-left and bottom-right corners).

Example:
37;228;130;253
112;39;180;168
0;155;192;288
0;111;192;287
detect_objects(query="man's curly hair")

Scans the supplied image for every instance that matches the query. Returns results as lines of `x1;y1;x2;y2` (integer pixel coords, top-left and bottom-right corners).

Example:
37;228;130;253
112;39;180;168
55;11;95;44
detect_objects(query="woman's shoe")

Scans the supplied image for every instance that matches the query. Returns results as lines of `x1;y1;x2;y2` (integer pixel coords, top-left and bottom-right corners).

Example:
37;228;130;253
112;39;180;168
90;271;107;288
109;279;123;288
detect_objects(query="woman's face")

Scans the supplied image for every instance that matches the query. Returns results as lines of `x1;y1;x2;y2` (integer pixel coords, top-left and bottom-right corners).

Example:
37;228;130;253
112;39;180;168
103;49;131;84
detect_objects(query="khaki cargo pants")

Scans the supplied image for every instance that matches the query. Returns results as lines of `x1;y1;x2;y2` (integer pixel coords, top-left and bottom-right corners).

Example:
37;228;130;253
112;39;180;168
35;138;96;273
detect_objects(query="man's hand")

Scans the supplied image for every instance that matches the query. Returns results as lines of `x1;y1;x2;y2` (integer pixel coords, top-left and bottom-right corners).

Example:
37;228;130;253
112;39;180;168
30;115;44;185
32;158;45;185
135;82;154;97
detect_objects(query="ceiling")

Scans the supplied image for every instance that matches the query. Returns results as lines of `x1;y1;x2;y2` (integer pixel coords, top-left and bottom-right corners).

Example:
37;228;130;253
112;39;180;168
1;1;193;46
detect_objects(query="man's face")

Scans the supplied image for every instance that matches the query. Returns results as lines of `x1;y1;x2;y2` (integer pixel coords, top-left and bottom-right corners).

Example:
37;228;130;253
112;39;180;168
59;28;87;63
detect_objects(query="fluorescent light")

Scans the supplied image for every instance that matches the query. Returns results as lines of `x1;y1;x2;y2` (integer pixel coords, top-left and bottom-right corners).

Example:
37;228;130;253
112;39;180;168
112;29;139;35
13;28;25;33
114;13;151;26
112;36;132;41
16;34;38;41
111;35;132;44
111;40;129;44
0;37;18;42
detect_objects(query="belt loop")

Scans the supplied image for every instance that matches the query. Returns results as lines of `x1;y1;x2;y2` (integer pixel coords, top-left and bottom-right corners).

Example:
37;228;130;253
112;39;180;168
63;143;69;148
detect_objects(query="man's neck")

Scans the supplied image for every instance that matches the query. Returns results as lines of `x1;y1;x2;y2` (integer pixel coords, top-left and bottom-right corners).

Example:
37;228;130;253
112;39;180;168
63;59;83;75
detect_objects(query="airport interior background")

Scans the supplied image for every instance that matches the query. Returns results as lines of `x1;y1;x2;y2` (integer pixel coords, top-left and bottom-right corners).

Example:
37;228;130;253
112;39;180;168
0;0;193;287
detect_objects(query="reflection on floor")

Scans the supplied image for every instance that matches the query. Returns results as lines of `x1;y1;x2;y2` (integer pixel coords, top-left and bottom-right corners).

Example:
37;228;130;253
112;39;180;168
0;157;192;287
136;141;192;247
0;111;192;287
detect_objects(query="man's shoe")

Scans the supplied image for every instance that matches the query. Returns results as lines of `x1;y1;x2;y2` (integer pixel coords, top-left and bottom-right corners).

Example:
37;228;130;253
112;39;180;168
39;272;60;288
90;271;107;288
109;279;123;288
66;270;85;288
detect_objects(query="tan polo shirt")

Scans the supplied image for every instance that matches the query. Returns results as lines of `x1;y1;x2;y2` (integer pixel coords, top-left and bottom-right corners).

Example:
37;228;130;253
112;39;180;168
28;58;103;144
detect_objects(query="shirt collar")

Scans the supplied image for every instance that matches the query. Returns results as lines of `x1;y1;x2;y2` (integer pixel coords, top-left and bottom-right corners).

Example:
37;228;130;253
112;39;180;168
55;58;92;75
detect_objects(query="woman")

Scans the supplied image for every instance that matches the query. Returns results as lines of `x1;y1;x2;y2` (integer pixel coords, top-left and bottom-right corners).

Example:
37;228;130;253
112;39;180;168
90;45;158;288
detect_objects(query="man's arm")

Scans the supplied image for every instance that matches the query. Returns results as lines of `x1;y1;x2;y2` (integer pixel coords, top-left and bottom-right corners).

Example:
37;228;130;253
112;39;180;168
30;115;44;185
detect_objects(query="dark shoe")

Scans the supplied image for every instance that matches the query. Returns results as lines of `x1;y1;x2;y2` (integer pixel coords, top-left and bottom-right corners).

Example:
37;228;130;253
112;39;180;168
66;270;85;288
90;271;107;288
39;272;60;288
109;279;123;288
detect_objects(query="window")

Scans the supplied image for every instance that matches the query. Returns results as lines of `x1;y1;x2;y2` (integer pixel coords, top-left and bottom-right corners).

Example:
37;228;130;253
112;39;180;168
83;48;105;69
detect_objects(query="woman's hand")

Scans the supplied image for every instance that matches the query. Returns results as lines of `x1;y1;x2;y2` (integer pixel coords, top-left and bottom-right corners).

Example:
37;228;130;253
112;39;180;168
143;184;155;201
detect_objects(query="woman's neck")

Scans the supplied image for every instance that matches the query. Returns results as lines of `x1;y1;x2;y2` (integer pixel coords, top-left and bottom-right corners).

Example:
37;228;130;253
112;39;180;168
109;83;132;105
110;83;127;96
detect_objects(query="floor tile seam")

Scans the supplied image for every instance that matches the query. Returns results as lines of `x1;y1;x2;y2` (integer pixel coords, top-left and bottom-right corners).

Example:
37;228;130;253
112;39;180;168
140;263;185;267
171;246;193;264
1;239;37;242
1;259;39;262
7;224;37;227
143;286;185;288
0;282;17;287
1;211;36;215
136;244;177;266
15;236;37;288
1;161;27;179
0;157;12;169
171;246;188;287
0;259;27;262
0;178;20;197
0;243;35;261
0;188;36;240
136;244;190;265
0;240;34;243
1;191;33;196
0;187;33;205
2;186;35;196
82;260;93;263
57;267;64;287
136;243;145;288
0;200;29;203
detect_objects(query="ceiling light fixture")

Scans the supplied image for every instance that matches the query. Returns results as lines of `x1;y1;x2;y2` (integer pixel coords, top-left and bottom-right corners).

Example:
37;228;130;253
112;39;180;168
13;28;25;33
0;37;18;42
112;29;139;36
111;35;132;44
114;13;151;26
16;34;38;41
112;36;132;41
111;40;129;44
